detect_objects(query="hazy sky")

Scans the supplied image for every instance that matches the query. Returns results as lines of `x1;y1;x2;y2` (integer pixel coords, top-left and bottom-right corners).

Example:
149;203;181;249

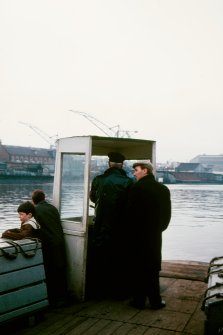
1;0;223;162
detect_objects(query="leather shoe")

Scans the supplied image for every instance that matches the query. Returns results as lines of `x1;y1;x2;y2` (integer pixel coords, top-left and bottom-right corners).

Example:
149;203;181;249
150;300;166;310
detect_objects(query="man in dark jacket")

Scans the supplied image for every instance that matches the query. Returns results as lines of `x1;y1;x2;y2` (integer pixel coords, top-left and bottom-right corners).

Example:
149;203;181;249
127;161;171;309
89;152;133;298
32;189;68;307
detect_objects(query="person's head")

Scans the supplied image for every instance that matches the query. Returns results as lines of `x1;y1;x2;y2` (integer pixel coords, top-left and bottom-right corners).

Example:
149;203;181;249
108;152;125;169
17;201;35;223
132;161;154;181
32;189;45;205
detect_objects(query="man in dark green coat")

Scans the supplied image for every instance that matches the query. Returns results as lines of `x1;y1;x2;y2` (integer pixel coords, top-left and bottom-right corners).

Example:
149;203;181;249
32;189;68;307
127;161;171;309
89;152;133;298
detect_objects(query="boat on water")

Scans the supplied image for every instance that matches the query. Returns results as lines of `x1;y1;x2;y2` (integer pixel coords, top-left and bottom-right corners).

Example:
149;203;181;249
0;135;222;334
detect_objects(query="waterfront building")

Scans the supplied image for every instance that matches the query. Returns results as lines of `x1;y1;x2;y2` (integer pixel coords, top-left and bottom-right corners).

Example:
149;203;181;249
190;154;223;174
0;141;55;176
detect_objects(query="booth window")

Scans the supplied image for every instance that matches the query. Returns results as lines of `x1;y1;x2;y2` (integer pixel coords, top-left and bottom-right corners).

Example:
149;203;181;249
60;153;85;222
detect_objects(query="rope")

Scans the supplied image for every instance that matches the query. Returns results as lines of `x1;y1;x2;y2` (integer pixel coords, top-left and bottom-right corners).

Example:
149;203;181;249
0;241;19;260
0;238;39;259
11;238;39;258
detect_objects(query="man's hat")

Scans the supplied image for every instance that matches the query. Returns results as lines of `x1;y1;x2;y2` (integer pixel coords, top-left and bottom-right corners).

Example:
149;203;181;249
108;152;125;163
132;161;154;172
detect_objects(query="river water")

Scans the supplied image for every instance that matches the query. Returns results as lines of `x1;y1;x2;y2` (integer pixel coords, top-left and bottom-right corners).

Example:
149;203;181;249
0;181;222;263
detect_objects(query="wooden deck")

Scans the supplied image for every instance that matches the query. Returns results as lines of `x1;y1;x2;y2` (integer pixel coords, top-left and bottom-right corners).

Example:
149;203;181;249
0;261;209;335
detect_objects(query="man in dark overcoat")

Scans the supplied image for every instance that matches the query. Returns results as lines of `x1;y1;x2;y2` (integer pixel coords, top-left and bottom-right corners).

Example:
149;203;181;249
32;189;68;307
127;161;171;309
89;152;133;298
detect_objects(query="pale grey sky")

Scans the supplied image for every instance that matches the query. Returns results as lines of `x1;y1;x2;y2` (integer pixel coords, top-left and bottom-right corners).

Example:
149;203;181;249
0;0;223;162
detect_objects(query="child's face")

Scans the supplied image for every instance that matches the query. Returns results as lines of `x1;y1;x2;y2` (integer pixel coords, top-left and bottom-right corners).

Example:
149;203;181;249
18;212;32;224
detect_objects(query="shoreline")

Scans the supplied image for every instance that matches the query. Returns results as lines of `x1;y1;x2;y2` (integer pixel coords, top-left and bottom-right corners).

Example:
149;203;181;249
0;176;54;184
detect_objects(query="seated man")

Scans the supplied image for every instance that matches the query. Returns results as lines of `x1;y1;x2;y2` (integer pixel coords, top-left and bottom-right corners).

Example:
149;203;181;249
2;201;40;240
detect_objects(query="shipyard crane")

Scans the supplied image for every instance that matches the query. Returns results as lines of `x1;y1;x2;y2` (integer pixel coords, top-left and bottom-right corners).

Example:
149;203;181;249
19;122;57;148
69;110;138;138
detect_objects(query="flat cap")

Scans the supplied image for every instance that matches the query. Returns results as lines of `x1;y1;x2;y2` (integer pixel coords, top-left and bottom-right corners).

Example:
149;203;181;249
132;161;154;172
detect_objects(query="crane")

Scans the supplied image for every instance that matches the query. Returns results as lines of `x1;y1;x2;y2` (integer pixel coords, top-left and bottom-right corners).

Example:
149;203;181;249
69;110;138;138
19;122;58;148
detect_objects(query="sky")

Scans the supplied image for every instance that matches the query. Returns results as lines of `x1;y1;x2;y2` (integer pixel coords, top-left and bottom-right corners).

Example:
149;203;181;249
0;0;223;163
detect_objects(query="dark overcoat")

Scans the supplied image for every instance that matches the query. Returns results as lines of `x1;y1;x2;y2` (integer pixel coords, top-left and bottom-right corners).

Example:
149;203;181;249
35;200;66;265
34;200;67;304
89;167;134;297
90;167;133;247
127;174;171;271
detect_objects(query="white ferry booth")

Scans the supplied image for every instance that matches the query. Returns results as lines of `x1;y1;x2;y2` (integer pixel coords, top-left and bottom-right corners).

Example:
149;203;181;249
53;135;156;301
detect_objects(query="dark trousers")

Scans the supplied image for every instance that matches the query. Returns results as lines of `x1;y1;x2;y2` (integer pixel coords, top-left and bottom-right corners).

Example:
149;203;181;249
44;263;68;306
42;244;68;306
131;267;162;306
86;244;112;298
86;243;129;299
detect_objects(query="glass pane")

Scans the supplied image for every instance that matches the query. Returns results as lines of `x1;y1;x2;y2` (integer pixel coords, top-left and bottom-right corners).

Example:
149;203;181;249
60;153;85;222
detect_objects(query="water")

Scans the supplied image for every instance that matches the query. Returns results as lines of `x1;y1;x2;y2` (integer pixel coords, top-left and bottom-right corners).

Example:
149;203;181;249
0;181;53;227
163;184;223;262
0;181;222;263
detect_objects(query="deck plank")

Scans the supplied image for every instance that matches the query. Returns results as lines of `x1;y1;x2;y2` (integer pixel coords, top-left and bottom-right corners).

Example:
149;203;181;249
161;260;208;281
94;320;123;335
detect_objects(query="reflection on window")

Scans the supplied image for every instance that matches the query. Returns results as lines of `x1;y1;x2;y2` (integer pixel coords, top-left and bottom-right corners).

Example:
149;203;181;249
60;154;85;221
90;156;107;181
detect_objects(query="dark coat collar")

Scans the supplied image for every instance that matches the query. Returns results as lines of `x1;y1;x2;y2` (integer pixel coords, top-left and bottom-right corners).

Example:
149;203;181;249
138;174;155;182
103;167;127;177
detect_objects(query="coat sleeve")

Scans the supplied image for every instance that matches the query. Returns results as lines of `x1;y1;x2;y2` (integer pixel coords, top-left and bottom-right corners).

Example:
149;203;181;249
89;177;98;203
1;224;35;240
160;186;171;232
90;176;104;203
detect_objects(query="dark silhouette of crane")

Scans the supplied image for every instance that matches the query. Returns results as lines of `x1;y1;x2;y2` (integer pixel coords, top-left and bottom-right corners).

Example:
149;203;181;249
69;110;138;138
19;122;58;148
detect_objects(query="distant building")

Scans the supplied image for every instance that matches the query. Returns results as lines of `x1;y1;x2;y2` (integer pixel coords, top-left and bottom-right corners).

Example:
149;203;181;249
190;154;223;174
0;141;55;176
171;162;223;184
175;162;211;173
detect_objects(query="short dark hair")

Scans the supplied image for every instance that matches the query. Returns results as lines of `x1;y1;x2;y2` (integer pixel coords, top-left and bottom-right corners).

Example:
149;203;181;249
108;152;125;163
32;189;45;205
17;201;35;216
